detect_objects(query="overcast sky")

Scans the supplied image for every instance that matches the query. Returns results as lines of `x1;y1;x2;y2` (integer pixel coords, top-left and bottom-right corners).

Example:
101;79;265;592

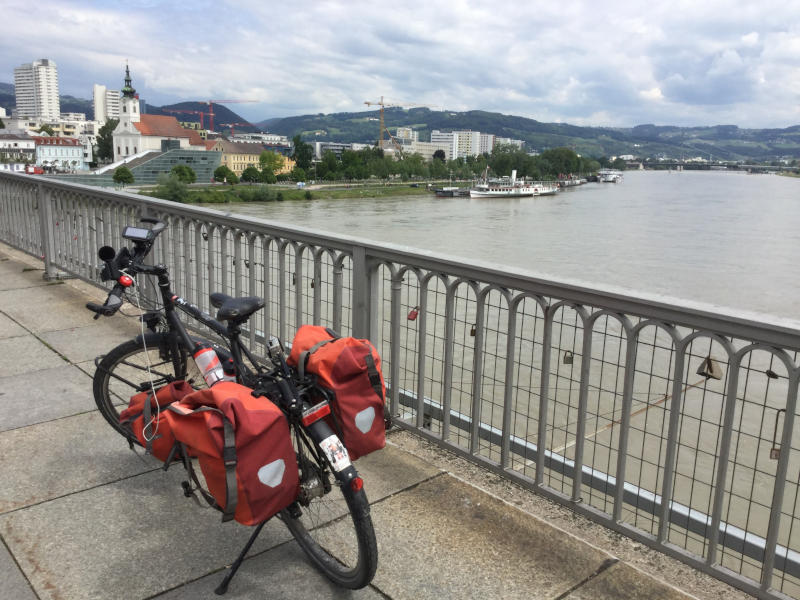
2;0;799;128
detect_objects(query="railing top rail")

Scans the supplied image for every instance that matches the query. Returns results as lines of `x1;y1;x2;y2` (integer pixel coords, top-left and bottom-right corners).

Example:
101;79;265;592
5;171;799;350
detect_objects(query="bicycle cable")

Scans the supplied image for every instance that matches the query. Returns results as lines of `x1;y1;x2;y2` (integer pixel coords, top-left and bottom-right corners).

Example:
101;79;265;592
126;270;160;443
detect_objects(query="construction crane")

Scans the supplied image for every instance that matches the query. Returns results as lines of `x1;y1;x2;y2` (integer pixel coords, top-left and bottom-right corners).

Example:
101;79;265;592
163;108;207;129
205;100;257;132
363;96;438;153
219;122;251;136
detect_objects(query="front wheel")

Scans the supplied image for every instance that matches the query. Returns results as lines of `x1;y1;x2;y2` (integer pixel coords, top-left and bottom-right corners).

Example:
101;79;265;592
92;333;205;437
281;428;378;588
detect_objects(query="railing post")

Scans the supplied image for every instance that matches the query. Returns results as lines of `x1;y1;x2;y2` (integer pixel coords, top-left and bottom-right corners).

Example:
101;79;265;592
351;245;375;341
37;183;58;281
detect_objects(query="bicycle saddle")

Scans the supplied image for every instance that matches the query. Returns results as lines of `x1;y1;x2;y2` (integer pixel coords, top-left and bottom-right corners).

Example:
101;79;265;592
210;293;265;322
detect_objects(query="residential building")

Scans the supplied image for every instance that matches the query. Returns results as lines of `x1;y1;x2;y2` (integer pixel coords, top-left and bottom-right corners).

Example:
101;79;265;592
112;66;205;162
209;139;294;175
406;140;451;162
395;127;418;142
34;136;86;171
14;59;60;120
0;133;36;162
231;132;290;146
495;137;524;149
92;84;121;122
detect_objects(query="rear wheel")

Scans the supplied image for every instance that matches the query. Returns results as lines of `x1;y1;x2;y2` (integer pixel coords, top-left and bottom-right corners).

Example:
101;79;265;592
92;333;205;437
281;427;378;588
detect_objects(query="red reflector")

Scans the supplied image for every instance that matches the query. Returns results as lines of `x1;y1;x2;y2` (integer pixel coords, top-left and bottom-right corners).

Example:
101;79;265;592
119;275;133;287
350;477;364;492
301;402;331;427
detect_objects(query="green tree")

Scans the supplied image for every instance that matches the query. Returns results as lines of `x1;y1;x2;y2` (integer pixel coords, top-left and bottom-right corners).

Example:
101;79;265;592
170;164;196;184
433;149;446;162
96;118;119;163
0;117;5;129
259;150;284;176
112;166;134;186
240;166;261;182
36;124;56;136
291;135;314;170
290;166;307;182
260;170;277;184
153;173;188;202
214;165;238;184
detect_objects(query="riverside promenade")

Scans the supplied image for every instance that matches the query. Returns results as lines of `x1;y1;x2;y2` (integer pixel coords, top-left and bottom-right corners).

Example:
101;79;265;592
0;241;746;600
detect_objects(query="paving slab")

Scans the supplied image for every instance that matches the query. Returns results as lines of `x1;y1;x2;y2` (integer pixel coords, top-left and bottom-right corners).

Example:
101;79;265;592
0;284;107;333
0;335;65;378
0;363;95;432
0;311;27;339
564;560;691;599
154;540;383;600
0;539;37;600
0;259;52;292
344;474;611;600
40;318;142;364
0;411;156;512
0;469;293;600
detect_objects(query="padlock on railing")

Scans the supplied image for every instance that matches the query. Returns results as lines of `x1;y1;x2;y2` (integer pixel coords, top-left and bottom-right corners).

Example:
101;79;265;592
407;306;419;321
770;408;786;460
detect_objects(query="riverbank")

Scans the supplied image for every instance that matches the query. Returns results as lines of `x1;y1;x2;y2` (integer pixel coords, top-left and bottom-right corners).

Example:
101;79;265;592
142;182;435;204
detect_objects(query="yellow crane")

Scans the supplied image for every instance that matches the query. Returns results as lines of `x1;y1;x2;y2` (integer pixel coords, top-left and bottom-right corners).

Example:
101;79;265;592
363;96;438;153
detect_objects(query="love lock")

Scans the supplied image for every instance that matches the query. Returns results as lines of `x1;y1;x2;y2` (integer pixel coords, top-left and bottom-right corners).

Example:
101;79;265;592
407;306;419;321
770;408;786;460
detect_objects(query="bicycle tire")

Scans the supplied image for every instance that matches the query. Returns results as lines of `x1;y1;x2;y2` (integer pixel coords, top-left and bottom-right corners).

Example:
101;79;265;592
92;333;206;437
281;428;378;589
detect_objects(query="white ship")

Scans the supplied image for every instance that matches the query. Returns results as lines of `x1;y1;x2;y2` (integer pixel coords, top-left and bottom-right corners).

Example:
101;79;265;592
470;170;559;198
598;169;623;183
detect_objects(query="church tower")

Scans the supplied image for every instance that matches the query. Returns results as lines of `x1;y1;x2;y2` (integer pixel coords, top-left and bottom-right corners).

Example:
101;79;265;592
119;64;140;124
112;64;143;162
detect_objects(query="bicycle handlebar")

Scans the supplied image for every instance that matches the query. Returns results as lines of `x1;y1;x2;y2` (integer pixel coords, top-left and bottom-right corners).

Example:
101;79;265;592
86;218;168;319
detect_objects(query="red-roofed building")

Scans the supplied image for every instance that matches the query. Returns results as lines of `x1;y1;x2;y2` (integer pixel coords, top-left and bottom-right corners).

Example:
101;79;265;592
112;66;206;162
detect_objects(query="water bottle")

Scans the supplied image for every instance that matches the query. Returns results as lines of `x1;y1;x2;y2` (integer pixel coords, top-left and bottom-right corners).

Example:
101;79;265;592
193;342;227;387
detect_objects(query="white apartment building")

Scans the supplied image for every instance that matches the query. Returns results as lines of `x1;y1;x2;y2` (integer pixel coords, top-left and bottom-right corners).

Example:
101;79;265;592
431;130;487;159
14;59;60;120
495;136;524;149
395;127;418;142
93;84;121;122
406;140;451;162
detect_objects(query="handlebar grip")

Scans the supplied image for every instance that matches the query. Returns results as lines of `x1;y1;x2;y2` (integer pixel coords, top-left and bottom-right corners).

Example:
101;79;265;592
85;284;125;318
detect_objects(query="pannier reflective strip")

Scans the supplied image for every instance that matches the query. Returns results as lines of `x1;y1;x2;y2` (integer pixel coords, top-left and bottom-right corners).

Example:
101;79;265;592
302;401;331;426
354;407;375;434
257;460;286;488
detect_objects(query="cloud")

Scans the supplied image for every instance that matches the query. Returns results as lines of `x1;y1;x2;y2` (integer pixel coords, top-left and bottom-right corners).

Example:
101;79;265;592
1;0;799;127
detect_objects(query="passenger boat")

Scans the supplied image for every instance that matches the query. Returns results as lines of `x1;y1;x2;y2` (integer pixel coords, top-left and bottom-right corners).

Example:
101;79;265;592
470;169;554;198
598;169;623;183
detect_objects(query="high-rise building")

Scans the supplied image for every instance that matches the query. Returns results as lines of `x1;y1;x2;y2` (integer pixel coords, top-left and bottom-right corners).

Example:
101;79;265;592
92;84;121;122
13;59;60;120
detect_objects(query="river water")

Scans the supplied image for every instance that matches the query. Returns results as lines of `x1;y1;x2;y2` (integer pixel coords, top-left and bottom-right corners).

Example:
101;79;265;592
216;170;800;324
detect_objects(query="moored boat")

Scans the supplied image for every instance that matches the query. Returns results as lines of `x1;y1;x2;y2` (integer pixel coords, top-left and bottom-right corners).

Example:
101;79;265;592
598;169;623;183
470;169;557;198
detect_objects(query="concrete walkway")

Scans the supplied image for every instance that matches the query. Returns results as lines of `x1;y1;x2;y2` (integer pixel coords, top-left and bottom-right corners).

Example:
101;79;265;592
0;242;700;600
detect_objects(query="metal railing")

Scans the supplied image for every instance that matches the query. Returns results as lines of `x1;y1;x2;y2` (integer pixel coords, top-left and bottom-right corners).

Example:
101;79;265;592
2;171;800;600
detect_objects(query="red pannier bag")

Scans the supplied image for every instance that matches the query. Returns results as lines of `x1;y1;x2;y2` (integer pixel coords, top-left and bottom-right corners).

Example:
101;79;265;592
287;325;387;460
165;382;299;526
119;381;194;462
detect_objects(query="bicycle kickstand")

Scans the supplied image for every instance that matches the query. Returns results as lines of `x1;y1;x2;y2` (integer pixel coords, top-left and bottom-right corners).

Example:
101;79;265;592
215;518;269;595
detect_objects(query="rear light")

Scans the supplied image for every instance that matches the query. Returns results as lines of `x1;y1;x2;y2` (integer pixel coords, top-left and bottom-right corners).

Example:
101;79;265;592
118;275;133;287
350;476;364;492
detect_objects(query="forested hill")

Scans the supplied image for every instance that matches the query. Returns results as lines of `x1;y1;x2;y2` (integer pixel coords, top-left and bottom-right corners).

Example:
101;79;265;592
261;107;800;161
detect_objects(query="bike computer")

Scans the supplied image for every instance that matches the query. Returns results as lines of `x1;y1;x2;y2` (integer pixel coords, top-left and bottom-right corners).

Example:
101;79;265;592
122;225;153;242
